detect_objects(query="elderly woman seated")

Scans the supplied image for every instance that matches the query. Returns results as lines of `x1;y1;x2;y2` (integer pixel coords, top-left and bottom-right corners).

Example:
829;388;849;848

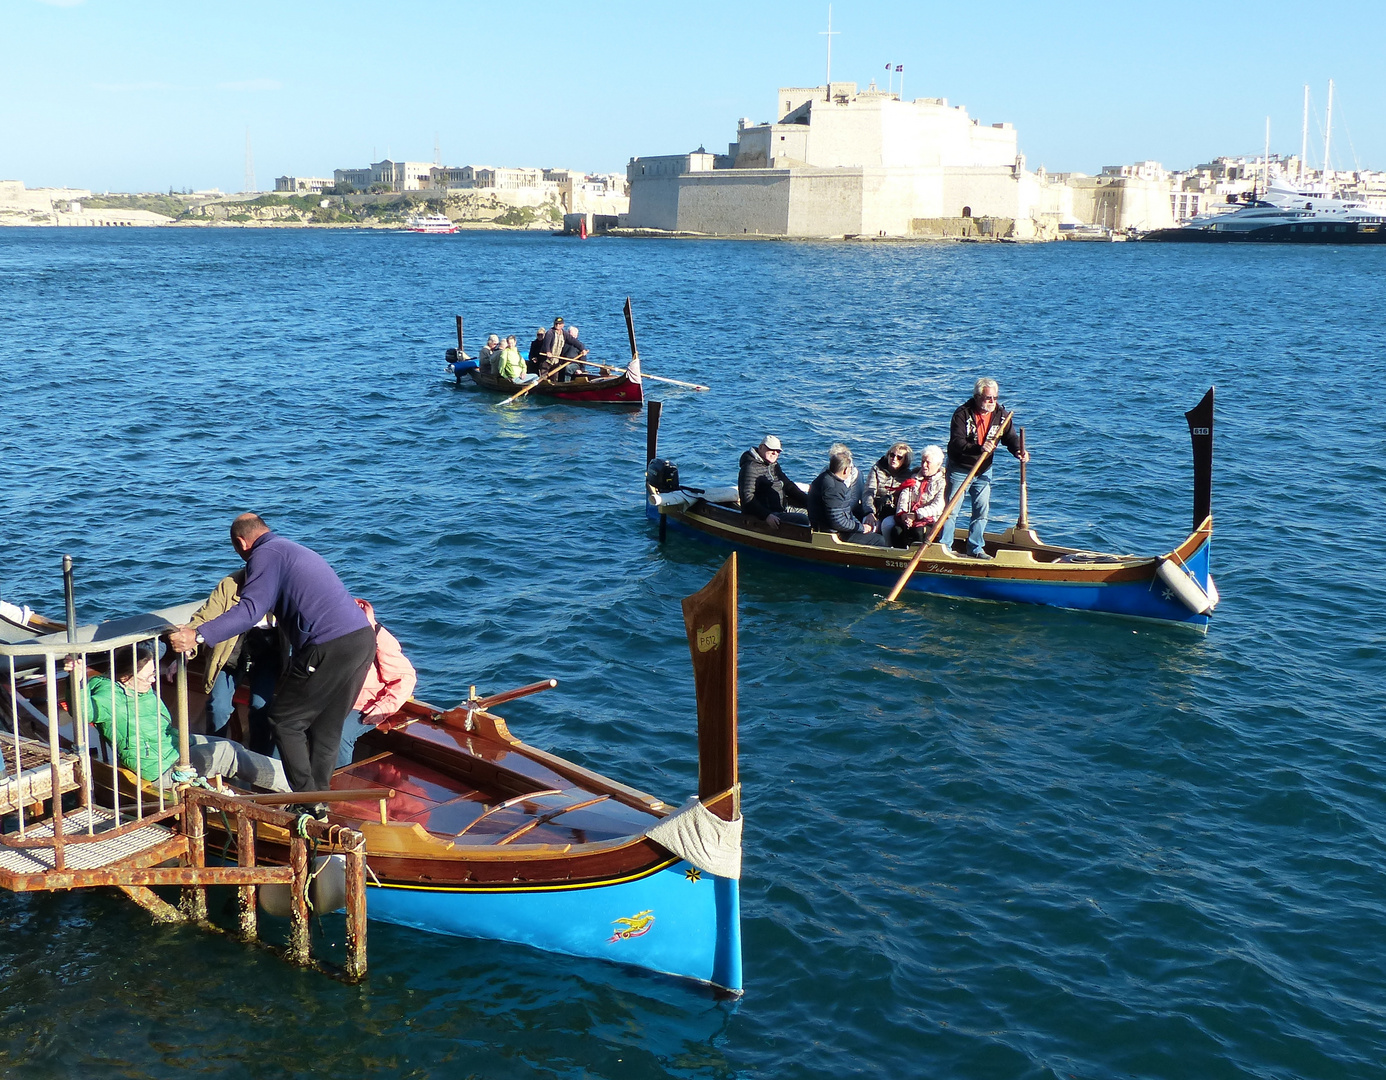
83;641;289;791
891;445;946;548
477;334;502;374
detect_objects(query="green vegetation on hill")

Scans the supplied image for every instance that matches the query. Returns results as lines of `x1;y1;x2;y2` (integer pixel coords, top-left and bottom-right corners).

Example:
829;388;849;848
80;193;195;219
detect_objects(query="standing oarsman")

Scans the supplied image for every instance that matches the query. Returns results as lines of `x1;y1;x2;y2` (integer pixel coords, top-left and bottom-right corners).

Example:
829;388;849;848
169;513;376;817
941;378;1029;559
541;317;569;377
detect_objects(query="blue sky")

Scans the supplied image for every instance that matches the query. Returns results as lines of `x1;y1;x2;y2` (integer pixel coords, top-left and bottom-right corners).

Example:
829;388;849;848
4;0;1384;193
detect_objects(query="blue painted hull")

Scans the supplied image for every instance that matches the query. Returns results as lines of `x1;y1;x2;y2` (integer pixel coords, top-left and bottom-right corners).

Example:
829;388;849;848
649;503;1211;631
367;857;743;993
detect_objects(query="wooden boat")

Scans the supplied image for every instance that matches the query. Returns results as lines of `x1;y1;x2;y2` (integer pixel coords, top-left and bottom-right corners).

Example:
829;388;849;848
6;560;744;993
645;392;1219;631
444;305;644;408
461;365;643;407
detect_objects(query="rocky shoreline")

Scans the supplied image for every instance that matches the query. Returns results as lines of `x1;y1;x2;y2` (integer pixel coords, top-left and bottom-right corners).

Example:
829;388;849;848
0;185;563;230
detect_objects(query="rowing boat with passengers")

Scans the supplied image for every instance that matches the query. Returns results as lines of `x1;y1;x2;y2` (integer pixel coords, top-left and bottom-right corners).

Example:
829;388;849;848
445;302;645;408
1;557;745;993
645;391;1220;631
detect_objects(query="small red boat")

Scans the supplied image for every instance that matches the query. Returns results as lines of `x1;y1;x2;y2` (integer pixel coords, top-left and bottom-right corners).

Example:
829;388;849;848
462;365;643;407
444;301;645;409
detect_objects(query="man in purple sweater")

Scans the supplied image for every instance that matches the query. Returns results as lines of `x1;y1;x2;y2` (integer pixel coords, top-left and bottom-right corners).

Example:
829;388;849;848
169;514;375;813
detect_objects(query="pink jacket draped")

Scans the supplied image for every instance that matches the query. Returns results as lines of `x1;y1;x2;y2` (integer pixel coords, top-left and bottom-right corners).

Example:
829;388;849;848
353;599;418;722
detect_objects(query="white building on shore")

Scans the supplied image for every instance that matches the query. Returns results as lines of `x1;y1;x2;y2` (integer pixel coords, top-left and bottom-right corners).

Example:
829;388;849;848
624;83;1070;238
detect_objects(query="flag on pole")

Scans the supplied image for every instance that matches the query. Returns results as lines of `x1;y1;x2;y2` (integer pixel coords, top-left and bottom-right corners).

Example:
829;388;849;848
895;65;903;72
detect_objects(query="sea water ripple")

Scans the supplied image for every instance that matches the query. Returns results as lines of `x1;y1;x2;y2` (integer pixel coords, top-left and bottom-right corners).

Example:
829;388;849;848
1;228;1384;1079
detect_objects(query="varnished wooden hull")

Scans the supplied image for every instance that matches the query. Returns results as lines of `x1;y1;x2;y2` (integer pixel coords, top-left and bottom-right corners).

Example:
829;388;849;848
214;699;742;992
649;498;1214;630
465;367;643;407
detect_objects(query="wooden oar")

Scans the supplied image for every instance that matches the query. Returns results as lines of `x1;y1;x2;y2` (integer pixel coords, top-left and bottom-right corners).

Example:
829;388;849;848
620;296;709;390
640;372;710;391
1016;427;1029;529
500;359;576;405
883;410;1014;603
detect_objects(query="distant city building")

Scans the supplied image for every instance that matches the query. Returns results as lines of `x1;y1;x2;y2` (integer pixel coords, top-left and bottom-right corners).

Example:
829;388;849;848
322;157;629;214
332;160;434;192
623;82;1070;238
275;176;332;194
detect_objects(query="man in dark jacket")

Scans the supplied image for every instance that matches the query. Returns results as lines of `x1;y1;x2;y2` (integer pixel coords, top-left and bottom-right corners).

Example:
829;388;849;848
738;435;809;528
526;328;547;373
169;514;376;813
807;443;887;547
541;317;569;378
943;377;1028;559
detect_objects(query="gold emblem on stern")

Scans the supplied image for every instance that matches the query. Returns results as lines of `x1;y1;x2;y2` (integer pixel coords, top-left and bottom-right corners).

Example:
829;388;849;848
685;867;702;883
608;910;656;942
696;623;722;652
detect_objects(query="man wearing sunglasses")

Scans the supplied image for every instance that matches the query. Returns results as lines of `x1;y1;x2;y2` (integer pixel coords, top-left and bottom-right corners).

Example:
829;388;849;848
738;434;810;529
942;377;1028;560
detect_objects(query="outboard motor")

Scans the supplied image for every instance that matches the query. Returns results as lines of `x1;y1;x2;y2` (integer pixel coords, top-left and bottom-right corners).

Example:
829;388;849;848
446;347;479;377
646;458;680;493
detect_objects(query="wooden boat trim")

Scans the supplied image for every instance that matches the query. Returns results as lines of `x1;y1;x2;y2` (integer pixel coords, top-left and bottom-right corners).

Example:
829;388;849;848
380;712;672;816
453;788;563;837
468;368;642;406
667;500;1164;583
370;854;681;894
493;794;612;846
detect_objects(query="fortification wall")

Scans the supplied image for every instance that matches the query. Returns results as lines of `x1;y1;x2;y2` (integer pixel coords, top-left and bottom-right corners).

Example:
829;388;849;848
940;168;1024;220
675;171;791;235
785;171;864;235
625;173;683;230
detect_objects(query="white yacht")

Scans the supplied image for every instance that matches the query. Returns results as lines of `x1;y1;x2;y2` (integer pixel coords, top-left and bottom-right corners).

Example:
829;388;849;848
1144;178;1386;244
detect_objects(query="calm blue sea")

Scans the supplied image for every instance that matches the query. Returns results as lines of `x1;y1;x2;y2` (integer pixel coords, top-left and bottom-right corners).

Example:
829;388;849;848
1;227;1384;1079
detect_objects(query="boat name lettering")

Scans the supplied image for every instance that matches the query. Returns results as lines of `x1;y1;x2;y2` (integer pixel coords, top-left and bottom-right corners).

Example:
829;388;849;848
1191;427;1210;436
696;624;722;652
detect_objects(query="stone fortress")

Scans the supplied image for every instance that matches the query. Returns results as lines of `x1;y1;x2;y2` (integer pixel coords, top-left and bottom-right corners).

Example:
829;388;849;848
624;82;1070;238
623;82;1386;239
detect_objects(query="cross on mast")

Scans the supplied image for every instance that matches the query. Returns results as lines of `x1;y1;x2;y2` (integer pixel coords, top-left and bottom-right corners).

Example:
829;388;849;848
819;5;839;101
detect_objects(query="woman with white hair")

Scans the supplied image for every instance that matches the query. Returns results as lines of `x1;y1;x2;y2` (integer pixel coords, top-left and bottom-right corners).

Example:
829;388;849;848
478;334;502;374
891;445;946;547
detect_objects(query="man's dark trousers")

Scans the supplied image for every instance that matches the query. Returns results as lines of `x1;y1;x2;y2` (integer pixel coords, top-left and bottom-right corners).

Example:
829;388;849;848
271;625;376;793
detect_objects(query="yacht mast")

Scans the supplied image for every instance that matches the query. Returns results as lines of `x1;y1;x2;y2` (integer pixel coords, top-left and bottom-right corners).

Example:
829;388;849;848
1263;117;1270;196
1324;79;1334;183
1300;85;1309;184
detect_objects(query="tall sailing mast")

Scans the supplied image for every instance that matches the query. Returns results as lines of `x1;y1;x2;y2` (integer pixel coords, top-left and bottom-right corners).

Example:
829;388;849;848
1299;85;1309;184
1324;79;1334;183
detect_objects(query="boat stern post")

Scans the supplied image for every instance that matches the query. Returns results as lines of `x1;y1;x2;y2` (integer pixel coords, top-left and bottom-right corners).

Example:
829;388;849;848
680;554;742;992
647;399;666;540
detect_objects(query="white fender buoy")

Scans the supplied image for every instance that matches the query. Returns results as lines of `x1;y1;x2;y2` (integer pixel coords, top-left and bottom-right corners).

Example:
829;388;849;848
1156;557;1214;615
259;853;347;918
1205;574;1220;611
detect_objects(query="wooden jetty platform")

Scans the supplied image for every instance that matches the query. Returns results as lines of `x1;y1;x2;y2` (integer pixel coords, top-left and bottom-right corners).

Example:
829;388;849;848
1;603;374;980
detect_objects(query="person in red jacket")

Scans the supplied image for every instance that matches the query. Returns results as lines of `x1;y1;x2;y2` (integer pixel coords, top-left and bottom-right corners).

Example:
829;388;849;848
942;378;1029;559
335;598;418;768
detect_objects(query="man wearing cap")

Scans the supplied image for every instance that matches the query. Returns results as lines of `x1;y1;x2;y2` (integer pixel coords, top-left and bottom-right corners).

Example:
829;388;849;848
738;435;809;529
541;317;568;379
942;377;1028;559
